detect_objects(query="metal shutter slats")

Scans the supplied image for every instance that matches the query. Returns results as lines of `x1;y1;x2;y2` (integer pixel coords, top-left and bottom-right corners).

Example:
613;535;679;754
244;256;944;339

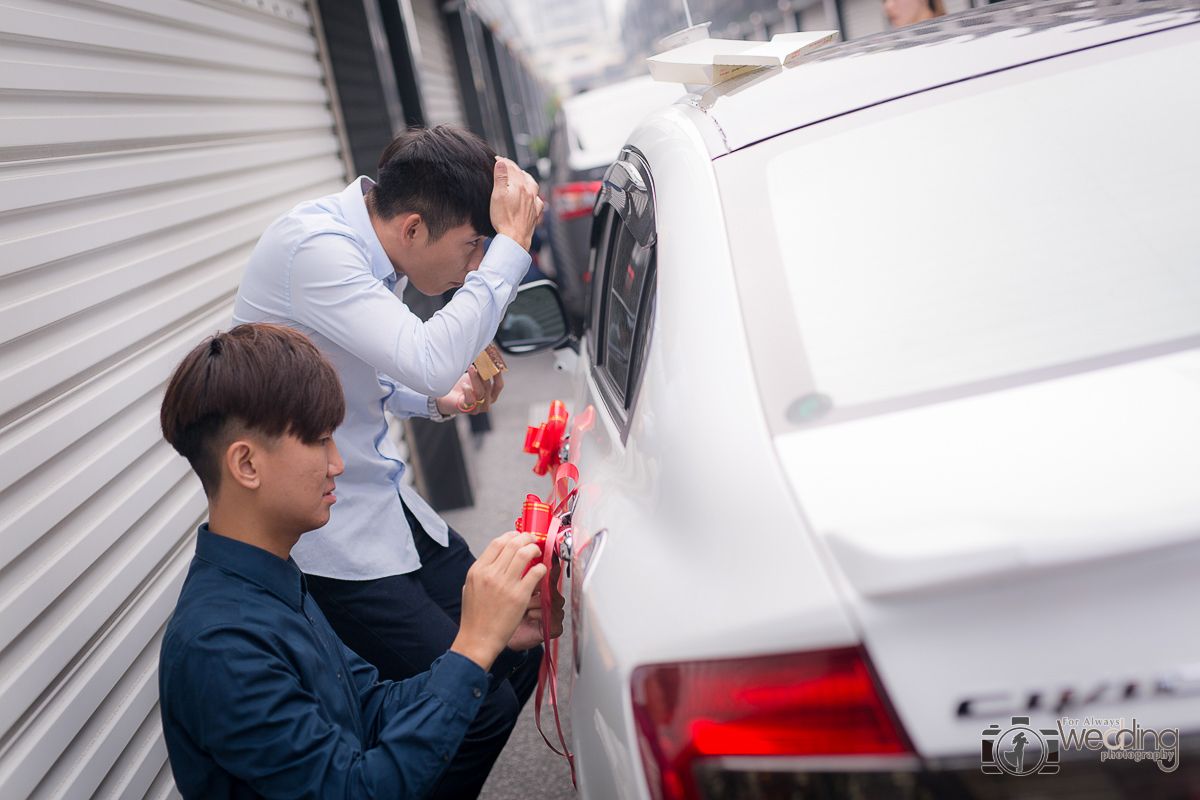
0;541;193;799
410;0;465;127
0;154;344;276
0;0;349;796
3;1;322;77
0;310;228;515
0;136;339;213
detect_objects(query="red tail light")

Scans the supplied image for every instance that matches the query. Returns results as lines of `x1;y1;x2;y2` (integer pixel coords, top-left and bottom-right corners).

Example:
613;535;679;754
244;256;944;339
630;647;911;800
552;181;602;221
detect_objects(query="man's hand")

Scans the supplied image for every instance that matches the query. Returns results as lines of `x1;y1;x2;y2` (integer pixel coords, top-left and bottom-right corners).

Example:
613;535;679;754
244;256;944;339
490;157;543;252
436;365;503;416
508;559;565;651
452;532;545;672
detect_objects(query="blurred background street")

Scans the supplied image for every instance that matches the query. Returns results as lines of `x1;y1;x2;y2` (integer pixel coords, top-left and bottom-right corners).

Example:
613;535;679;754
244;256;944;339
442;350;580;800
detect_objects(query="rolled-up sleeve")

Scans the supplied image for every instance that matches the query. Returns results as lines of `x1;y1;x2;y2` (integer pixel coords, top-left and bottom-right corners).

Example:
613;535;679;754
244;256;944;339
288;233;529;398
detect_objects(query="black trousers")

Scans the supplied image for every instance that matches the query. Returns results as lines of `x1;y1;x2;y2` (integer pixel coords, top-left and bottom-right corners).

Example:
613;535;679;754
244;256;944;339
306;504;543;800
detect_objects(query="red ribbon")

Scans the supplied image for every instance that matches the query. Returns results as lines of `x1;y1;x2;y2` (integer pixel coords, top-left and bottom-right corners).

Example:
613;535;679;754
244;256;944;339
519;401;587;783
533;514;574;785
524;400;569;476
511;489;575;784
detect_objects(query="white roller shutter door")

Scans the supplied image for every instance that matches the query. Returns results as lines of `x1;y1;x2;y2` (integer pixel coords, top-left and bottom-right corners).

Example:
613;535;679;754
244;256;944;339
0;1;350;797
404;0;465;126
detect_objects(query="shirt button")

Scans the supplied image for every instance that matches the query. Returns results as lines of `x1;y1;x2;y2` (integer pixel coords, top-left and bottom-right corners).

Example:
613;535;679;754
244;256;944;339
442;752;450;761
473;688;482;698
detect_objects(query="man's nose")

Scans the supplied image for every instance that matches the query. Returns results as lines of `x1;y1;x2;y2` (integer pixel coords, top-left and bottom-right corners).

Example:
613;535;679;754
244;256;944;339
327;439;345;477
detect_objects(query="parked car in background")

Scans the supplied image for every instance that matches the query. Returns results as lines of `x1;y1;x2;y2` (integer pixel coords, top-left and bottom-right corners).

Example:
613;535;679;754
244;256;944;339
545;75;683;331
499;0;1200;798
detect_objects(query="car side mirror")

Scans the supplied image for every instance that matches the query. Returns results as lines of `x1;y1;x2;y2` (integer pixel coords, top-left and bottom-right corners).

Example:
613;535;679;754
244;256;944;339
495;280;573;355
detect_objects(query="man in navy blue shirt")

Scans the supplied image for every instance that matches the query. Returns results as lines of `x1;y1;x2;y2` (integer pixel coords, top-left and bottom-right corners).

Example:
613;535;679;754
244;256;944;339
158;323;553;799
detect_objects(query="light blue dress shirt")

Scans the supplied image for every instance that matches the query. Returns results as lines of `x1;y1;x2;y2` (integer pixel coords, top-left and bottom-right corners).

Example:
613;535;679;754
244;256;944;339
233;177;530;579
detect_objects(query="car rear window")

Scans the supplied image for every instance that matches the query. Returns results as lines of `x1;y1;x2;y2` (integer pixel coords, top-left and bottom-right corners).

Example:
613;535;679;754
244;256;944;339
764;33;1200;408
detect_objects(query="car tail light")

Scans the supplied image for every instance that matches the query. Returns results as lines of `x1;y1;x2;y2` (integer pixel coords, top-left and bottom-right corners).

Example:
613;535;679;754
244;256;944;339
631;647;912;800
552;181;601;221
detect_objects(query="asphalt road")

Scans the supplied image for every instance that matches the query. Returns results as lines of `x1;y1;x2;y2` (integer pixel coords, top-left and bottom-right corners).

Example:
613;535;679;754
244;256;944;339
441;348;581;800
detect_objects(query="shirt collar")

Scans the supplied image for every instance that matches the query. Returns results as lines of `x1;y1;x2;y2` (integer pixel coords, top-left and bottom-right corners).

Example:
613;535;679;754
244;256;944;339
194;524;306;611
339;176;396;284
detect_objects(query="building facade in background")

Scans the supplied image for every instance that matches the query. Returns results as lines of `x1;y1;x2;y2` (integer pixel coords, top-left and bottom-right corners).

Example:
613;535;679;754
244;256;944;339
507;0;627;95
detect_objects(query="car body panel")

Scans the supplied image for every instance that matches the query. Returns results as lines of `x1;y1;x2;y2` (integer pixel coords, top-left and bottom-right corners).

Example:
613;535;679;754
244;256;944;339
685;0;1200;157
561;0;1200;796
776;347;1200;755
568;111;859;800
713;18;1200;439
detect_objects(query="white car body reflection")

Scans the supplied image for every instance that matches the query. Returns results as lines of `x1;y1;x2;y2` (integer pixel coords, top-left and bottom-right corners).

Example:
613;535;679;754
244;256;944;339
553;2;1200;798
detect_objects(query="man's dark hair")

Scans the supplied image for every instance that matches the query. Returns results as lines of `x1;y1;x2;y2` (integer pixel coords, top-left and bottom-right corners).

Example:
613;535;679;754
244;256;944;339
370;125;497;240
160;324;345;497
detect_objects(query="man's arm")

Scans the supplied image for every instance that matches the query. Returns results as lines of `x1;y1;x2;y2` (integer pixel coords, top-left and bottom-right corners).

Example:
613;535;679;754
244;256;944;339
379;369;503;420
354;532;546;736
289;234;528;397
167;626;486;800
379;373;433;419
289;158;540;398
161;535;546;799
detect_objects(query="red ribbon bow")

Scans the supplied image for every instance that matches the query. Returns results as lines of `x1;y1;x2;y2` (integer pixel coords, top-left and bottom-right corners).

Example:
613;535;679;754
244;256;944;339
515;494;552;575
524;400;568;477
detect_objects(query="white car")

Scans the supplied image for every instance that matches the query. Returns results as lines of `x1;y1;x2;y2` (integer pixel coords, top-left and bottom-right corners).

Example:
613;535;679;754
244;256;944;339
499;1;1200;797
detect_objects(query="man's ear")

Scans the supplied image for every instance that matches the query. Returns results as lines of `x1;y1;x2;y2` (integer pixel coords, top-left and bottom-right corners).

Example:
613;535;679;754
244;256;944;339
225;439;261;491
398;213;423;247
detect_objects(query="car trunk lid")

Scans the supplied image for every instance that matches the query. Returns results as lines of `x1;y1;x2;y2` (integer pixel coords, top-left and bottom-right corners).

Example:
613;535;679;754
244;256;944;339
774;347;1200;758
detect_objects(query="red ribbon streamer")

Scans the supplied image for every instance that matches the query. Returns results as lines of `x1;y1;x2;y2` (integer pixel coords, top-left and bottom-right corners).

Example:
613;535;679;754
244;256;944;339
512;498;575;783
533;515;575;785
519;401;579;783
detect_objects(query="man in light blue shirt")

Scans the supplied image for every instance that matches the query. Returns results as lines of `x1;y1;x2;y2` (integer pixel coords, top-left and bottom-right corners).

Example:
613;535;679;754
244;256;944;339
233;126;559;798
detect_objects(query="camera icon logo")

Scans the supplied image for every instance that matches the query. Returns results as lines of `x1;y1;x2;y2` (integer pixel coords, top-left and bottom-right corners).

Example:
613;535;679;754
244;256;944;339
981;716;1060;776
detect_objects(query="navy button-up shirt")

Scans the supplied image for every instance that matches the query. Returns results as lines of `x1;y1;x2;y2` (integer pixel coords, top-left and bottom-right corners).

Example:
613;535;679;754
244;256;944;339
159;526;488;799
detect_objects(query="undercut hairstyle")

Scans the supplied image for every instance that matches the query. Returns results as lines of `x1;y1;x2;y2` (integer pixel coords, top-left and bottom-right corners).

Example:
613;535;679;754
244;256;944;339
160;324;345;498
370;125;497;241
